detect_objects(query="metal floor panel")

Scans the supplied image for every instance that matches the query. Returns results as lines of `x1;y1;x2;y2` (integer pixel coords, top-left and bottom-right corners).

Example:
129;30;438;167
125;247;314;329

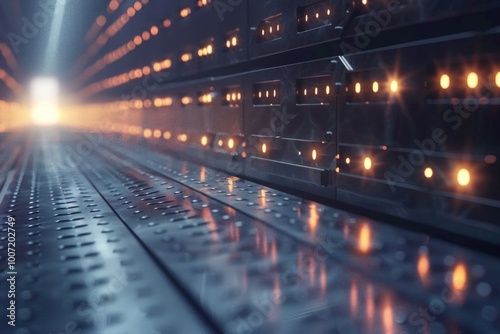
1;130;500;334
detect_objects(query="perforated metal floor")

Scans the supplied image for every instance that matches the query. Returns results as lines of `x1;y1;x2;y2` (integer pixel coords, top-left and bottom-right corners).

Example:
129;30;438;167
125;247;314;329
1;130;499;334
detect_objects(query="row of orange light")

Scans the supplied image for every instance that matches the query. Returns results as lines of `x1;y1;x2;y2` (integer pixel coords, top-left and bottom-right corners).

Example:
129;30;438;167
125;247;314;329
198;43;214;57
181;0;212;18
152;58;172;72
351;80;399;94
257;89;278;98
261;22;281;36
199;93;213;104
347;156;472;187
79;64;153;97
85;0;121;42
302;85;331;96
303;8;331;22
79;23;160;86
439;71;500;90
74;0;150;84
226;92;242;102
109;121;473;187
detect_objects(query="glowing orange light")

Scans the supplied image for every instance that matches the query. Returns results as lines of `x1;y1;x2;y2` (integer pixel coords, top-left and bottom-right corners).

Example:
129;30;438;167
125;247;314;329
127;7;136;17
390;80;398;92
96;15;106;27
355;82;361;94
358;223;371;253
312;149;317;161
440;74;450;89
372;81;379;93
201;135;208;146
424;167;433;178
180;8;191;18
467;72;479;89
261;143;267;153
228;138;235;149
364;157;372;170
163;131;171;140
150;26;158;35
456;168;470;187
496;71;500;88
143;128;152;138
417;250;430;284
452;263;467;291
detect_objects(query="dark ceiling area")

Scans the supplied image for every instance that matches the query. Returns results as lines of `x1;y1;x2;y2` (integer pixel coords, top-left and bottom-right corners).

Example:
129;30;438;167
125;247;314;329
0;0;110;85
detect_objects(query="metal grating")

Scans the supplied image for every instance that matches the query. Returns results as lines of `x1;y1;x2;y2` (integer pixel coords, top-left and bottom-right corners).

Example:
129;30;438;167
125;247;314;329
0;131;499;334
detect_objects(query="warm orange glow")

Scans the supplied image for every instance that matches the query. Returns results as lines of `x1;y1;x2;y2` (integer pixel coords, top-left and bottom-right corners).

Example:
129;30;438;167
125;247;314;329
127;7;136;17
390;80;398;92
108;0;119;11
345;157;350;164
200;166;206;183
440;74;450;89
153;129;161;138
364;157;372;170
163;19;171;28
308;203;319;234
217;139;223;147
382;297;394;334
96;15;106;27
417;250;430;285
181;96;193;105
372;81;379;93
181;53;192;62
355;82;361;94
350;281;358;316
228;138;235;149
496;71;500;88
358;223;371;253
312;149;317;161
163;131;171;140
150;25;159;35
467;72;479;89
457;168;470;186
262;143;267;154
452;263;467;291
143;128;152;138
180;7;191;18
201;136;208;146
260;189;266;207
133;1;142;10
424;167;433;178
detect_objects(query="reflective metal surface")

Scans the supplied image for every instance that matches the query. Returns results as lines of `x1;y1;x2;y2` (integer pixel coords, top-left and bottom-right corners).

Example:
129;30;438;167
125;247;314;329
1;130;498;334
